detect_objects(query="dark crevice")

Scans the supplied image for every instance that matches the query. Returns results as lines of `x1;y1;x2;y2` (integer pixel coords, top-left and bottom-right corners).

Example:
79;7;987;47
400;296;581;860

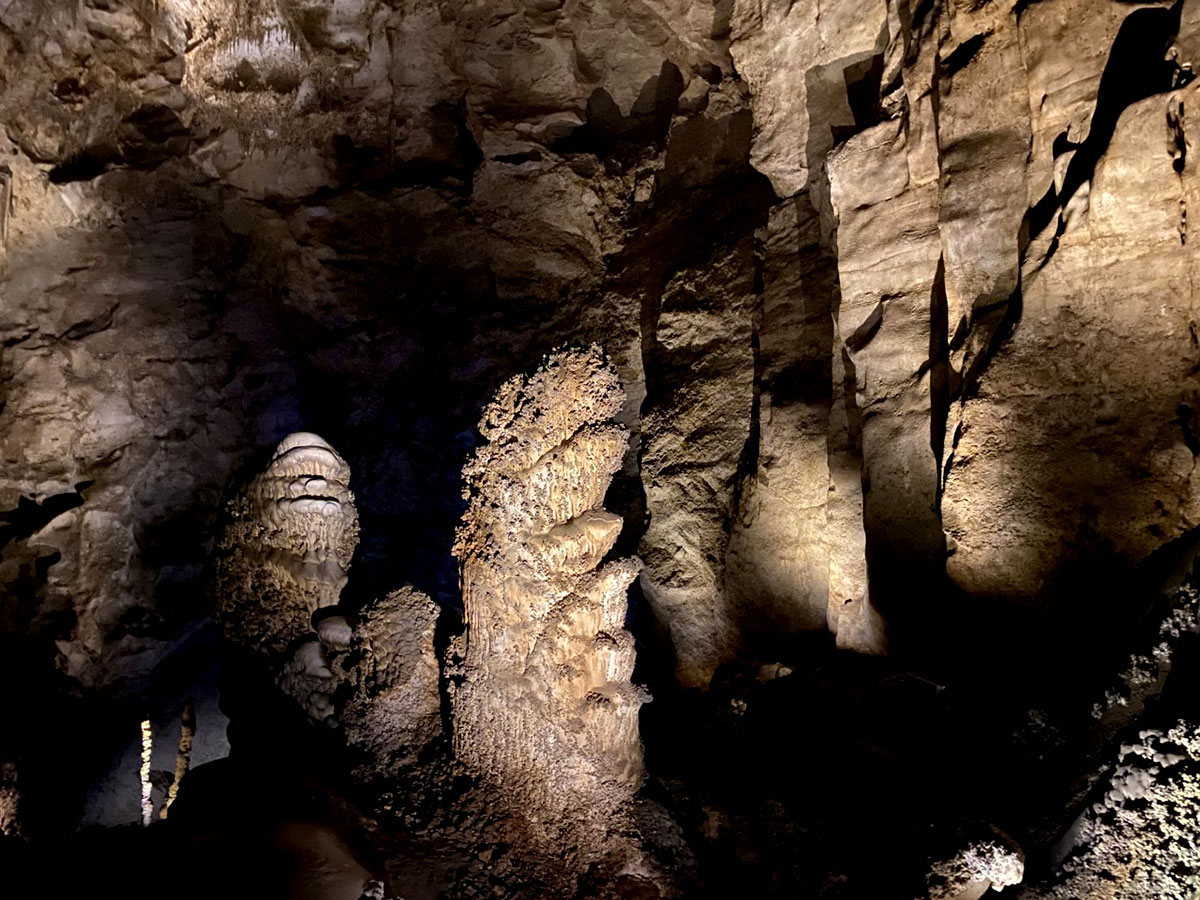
730;262;765;524
929;257;950;500
552;62;685;163
942;31;988;78
845;52;887;130
1013;0;1038;19
960;282;1023;405
0;483;90;553
1177;402;1200;456
844;300;884;352
49;103;193;184
840;344;865;458
48;145;116;184
343;97;483;192
1025;181;1061;256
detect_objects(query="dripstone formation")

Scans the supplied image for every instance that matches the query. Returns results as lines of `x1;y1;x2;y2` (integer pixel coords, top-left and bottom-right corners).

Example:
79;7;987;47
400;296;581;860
211;431;359;718
212;431;442;768
451;346;647;846
337;586;443;779
4;0;1200;897
212;431;358;654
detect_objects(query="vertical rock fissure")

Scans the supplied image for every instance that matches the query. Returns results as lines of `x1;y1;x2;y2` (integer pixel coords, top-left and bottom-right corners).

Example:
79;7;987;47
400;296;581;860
929;254;950;502
730;258;765;524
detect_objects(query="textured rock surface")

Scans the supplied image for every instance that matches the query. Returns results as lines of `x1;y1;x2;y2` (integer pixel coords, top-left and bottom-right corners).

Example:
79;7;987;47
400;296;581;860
1022;723;1200;900
0;762;19;838
451;346;647;848
925;828;1024;900
211;430;359;722
7;1;1200;891
212;431;359;658
337;586;442;778
639;238;757;686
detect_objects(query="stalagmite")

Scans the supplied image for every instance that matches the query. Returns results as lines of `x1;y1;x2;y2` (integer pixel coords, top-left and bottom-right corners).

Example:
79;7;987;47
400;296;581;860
139;719;153;827
211;432;359;716
212;433;358;643
0;762;20;838
337;587;443;778
158;699;194;820
451;346;648;837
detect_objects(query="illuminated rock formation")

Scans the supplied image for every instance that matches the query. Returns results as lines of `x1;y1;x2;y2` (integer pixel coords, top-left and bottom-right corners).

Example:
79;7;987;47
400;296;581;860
205;0;306;94
452;346;647;832
337;586;443;778
211;430;443;761
1022;723;1200;900
211;431;359;716
925;828;1024;900
0;761;19;838
213;431;358;655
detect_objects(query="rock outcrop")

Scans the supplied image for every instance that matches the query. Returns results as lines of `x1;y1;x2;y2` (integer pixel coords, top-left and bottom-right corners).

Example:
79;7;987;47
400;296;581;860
451;346;647;844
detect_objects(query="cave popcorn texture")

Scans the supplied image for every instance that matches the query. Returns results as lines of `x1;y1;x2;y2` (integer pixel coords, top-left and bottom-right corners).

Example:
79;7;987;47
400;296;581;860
211;431;359;717
452;346;648;836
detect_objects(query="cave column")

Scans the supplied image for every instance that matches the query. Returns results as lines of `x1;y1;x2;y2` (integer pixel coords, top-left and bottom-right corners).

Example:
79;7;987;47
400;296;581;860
827;117;946;632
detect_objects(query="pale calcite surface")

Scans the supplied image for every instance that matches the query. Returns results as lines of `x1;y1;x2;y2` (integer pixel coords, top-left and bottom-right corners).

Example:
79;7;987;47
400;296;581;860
452;346;648;862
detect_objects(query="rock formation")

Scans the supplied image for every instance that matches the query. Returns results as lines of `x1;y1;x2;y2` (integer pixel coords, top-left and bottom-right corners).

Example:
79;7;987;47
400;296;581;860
212;430;443;766
336;586;442;779
0;762;19;838
211;431;358;717
6;0;1200;895
925;828;1024;900
451;346;647;840
212;431;358;653
1023;723;1200;900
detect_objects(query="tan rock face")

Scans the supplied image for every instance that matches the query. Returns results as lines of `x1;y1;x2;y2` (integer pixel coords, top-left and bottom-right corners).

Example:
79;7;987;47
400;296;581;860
719;0;1200;654
945;60;1200;601
639;239;757;687
452;346;646;836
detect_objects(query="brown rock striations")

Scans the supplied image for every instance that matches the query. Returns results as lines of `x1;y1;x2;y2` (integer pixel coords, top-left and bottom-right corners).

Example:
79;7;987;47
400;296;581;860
638;238;757;688
451;346;647;847
726;0;1200;653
